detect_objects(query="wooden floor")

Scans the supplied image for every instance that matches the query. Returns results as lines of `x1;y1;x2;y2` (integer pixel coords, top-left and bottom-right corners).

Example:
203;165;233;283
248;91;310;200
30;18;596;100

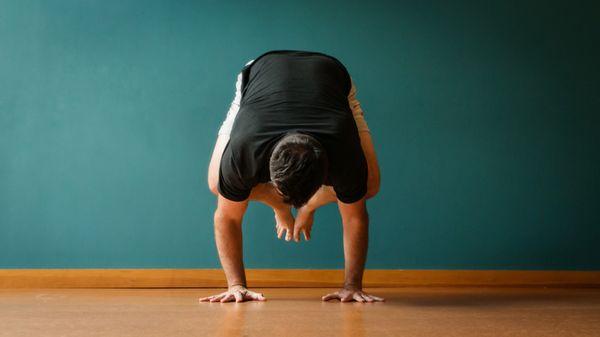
1;288;599;337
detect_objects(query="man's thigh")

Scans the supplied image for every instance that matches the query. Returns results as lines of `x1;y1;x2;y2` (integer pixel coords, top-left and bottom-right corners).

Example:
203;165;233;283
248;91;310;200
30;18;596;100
208;135;230;195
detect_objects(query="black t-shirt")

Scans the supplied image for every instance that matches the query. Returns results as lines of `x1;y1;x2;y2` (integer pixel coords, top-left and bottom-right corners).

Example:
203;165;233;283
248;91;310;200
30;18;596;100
218;50;367;203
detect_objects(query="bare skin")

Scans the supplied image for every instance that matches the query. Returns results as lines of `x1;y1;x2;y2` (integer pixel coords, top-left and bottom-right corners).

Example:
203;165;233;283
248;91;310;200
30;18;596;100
203;131;382;303
199;284;266;303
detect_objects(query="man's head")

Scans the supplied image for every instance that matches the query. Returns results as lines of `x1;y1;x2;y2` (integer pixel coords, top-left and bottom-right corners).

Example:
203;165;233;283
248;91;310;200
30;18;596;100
269;132;328;208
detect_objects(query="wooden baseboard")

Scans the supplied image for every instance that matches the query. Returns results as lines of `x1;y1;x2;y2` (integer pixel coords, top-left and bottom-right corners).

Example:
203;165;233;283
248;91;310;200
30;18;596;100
0;269;598;288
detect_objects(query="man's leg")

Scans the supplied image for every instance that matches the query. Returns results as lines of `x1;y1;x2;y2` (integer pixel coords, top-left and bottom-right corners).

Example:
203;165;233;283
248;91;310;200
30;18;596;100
207;134;229;195
348;79;380;198
360;131;381;199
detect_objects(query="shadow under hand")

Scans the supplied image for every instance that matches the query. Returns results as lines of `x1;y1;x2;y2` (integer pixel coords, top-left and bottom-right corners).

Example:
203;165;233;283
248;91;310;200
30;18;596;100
213;302;264;337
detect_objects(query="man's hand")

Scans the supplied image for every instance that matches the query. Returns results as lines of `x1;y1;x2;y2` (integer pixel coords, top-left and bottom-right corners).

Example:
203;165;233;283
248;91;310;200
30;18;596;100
293;206;315;242
274;205;295;241
322;286;384;303
199;285;266;303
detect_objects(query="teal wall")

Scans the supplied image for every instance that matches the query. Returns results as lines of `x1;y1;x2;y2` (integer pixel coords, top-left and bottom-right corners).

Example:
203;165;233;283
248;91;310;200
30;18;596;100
1;0;599;269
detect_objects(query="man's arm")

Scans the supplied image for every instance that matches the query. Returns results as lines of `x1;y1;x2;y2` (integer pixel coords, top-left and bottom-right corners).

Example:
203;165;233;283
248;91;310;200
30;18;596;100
339;198;369;289
199;195;266;303
214;194;248;288
321;198;384;302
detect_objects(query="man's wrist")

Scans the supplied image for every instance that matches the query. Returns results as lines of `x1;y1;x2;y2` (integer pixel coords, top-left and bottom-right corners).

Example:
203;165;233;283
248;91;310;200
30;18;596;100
228;283;247;290
343;283;362;291
273;202;289;213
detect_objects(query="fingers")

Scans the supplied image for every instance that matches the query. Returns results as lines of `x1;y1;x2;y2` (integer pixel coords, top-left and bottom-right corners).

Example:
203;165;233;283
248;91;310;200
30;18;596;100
294;226;310;242
246;291;267;301
349;291;385;303
203;290;381;304
362;294;374;303
368;295;385;302
322;292;340;301
285;228;292;241
200;290;268;303
220;293;235;303
326;291;375;303
276;225;293;241
209;293;226;302
274;208;295;241
341;293;354;302
293;216;302;242
353;293;366;302
200;292;228;302
233;291;243;303
277;227;292;241
294;208;314;242
292;228;310;242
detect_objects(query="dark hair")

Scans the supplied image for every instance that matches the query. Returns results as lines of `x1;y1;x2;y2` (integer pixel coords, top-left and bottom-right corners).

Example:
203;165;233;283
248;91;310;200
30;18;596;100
269;133;328;208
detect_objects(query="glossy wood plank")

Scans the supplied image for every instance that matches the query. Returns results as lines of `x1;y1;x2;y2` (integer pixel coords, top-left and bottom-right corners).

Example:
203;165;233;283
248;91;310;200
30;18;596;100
1;269;599;288
1;287;599;337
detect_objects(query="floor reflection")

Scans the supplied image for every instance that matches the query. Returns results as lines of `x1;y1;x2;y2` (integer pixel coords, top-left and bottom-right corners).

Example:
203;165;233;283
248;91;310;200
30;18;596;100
212;300;367;337
213;301;269;337
341;303;366;337
214;303;248;337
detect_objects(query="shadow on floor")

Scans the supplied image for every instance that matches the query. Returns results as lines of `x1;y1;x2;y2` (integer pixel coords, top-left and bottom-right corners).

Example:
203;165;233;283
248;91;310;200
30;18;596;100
380;288;600;308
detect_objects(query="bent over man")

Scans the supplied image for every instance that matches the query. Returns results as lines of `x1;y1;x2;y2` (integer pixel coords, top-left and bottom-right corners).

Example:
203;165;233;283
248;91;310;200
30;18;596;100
201;50;382;303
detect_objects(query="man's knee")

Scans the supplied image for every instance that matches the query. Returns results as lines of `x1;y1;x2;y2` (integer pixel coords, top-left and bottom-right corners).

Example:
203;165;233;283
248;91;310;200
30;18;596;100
208;178;219;195
365;182;380;200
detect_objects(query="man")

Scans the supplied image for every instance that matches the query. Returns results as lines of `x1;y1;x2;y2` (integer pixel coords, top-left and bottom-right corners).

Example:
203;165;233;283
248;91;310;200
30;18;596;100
200;50;382;303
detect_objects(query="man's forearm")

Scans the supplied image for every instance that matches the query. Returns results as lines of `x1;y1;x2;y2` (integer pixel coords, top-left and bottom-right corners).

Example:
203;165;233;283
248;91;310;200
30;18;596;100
342;214;369;289
214;214;246;287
